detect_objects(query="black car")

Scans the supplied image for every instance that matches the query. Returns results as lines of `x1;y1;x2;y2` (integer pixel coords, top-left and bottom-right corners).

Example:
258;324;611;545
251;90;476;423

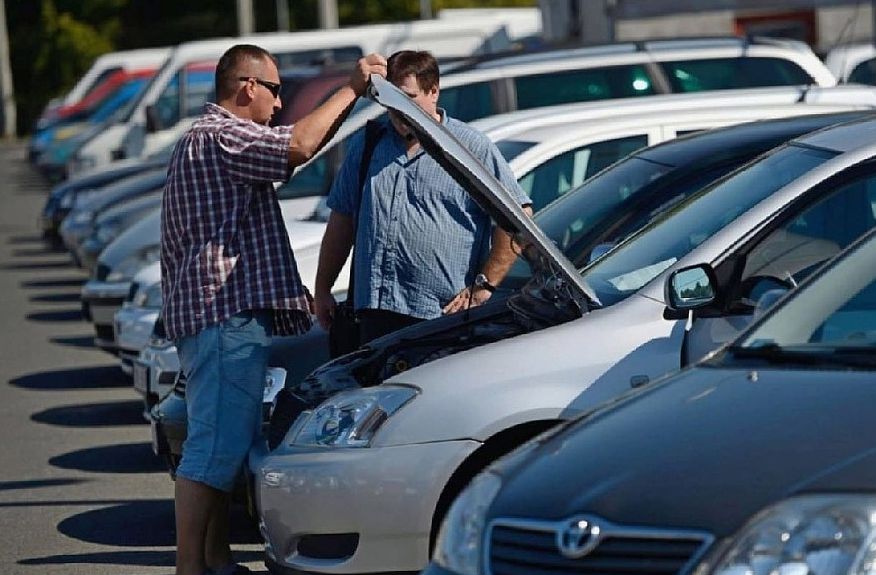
425;227;876;575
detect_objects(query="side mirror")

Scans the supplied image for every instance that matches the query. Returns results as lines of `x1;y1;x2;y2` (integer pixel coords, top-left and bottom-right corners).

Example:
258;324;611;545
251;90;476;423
145;105;161;133
666;263;718;311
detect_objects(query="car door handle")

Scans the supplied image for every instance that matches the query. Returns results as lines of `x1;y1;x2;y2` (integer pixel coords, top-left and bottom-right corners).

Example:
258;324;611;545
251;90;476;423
630;375;649;388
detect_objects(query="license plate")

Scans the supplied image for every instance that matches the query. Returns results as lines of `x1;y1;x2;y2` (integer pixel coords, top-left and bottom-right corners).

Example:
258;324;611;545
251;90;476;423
133;361;150;394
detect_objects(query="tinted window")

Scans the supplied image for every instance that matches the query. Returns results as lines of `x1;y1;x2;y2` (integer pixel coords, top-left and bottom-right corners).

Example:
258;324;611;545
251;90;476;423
440;82;493;122
519;135;648;212
495;139;537;162
184;69;215;118
154;71;181;129
737;236;876;355
849;57;876;85
277;156;330;200
661;57;813;92
739;172;876;298
514;64;656;110
582;144;837;306
275;47;362;68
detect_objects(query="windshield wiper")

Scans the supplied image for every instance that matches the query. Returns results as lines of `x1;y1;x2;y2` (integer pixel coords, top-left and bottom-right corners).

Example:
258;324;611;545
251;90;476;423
728;343;876;369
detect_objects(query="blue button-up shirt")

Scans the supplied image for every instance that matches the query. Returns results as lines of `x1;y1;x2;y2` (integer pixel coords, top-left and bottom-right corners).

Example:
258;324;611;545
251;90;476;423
327;112;530;319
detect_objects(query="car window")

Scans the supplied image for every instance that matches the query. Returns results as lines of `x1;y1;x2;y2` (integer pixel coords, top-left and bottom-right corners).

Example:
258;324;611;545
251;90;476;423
495;139;537;162
440;82;494;122
581;143;837;307
738;171;876;301
849;57;876;85
154;71;181;129
660;57;814;91
736;236;876;354
275;47;362;68
514;64;656;110
184;69;215;118
277;155;330;200
518;135;648;212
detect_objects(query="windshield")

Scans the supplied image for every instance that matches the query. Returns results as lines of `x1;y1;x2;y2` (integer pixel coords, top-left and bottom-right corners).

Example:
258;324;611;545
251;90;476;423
120;55;173;123
496;139;537;162
581;144;838;306
731;235;876;366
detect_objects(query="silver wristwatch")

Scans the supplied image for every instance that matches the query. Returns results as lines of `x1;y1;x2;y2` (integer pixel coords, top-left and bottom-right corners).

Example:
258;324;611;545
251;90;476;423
474;273;496;293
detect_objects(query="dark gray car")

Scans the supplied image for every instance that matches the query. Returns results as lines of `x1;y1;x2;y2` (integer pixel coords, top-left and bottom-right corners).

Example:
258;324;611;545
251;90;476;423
425;227;876;575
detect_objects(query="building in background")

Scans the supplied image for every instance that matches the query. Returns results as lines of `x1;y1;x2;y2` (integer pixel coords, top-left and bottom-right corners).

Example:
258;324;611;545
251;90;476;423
539;0;874;54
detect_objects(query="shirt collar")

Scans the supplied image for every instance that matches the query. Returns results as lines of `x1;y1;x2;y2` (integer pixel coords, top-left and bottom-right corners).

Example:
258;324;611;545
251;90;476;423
205;102;236;118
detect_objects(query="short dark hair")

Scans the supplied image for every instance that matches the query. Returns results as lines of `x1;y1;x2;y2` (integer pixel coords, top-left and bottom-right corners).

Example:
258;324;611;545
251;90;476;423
387;50;439;92
215;44;276;100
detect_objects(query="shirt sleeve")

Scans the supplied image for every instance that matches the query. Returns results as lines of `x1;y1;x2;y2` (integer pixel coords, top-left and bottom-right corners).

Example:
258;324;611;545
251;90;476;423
326;130;366;217
217;122;293;184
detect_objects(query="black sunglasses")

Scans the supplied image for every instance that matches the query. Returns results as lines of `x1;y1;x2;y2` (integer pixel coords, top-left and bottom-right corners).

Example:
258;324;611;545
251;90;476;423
238;76;281;98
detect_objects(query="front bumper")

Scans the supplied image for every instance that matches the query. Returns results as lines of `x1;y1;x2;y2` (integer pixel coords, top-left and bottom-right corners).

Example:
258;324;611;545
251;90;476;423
81;280;132;352
136;342;179;413
254;439;480;574
115;305;159;374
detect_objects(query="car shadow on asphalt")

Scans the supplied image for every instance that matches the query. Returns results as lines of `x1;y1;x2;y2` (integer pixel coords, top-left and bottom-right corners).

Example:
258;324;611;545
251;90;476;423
0;478;89;491
10;365;127;390
53;498;262;546
49;442;166;474
48;334;97;348
32;399;145;427
26;308;84;322
20;277;85;289
2;260;76;270
6;233;44;245
12;246;66;258
30;292;82;303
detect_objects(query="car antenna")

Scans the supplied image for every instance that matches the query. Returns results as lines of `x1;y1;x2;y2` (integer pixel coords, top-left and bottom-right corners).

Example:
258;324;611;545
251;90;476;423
825;0;866;84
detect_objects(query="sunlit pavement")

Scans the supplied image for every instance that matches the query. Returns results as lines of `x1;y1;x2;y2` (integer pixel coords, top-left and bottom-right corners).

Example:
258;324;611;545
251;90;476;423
0;142;266;575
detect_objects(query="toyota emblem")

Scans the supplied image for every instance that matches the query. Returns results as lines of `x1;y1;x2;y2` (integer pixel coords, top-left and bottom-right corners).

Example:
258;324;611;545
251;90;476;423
556;518;602;559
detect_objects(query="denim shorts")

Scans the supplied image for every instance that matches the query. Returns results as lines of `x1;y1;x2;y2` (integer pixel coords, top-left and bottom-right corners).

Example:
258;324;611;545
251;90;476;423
175;309;273;492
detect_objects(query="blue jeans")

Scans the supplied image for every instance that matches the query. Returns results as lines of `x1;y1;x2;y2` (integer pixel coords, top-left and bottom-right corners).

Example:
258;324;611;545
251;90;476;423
175;310;273;492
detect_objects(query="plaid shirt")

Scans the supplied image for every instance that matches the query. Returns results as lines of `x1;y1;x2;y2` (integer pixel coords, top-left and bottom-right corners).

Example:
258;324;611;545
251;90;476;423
160;103;312;341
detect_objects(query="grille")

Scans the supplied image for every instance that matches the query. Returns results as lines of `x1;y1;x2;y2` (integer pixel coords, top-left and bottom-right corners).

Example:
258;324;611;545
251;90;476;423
488;517;711;575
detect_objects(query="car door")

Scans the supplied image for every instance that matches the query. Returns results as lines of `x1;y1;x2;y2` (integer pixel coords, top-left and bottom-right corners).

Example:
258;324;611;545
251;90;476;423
683;161;876;363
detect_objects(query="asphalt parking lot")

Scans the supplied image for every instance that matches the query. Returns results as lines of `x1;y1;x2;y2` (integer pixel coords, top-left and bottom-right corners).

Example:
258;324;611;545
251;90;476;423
0;142;264;575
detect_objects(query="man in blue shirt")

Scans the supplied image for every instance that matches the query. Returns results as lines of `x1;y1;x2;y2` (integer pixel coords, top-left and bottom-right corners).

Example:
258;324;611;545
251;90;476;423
314;50;531;343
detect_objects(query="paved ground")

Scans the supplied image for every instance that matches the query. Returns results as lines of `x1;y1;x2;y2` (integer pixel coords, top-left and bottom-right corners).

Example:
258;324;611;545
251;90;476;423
0;142;265;575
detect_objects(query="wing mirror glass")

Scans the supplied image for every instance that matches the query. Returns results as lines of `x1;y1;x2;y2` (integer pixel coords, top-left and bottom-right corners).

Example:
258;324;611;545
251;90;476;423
667;263;717;311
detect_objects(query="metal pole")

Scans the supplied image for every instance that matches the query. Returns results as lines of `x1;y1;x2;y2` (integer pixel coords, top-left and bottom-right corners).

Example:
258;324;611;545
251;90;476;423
420;0;433;19
276;0;290;32
318;0;339;29
237;0;255;36
872;0;876;46
0;0;15;138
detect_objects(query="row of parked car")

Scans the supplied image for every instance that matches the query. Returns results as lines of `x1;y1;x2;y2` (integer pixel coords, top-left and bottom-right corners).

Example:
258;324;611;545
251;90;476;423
32;22;876;575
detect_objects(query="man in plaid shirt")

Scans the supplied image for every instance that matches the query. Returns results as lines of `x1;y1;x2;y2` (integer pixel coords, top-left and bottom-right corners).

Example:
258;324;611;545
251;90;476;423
161;44;386;575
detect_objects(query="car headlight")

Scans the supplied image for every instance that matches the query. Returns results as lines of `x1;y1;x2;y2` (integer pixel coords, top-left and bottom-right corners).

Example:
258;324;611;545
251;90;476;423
134;282;163;309
432;439;542;575
289;385;418;448
107;245;160;282
708;495;876;575
432;471;503;575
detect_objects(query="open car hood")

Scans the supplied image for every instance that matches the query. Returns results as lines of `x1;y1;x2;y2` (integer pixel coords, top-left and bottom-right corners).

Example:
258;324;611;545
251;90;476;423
367;75;596;310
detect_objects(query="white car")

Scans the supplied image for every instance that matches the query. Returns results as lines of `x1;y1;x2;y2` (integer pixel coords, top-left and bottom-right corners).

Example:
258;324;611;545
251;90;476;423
824;41;876;84
253;77;876;575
